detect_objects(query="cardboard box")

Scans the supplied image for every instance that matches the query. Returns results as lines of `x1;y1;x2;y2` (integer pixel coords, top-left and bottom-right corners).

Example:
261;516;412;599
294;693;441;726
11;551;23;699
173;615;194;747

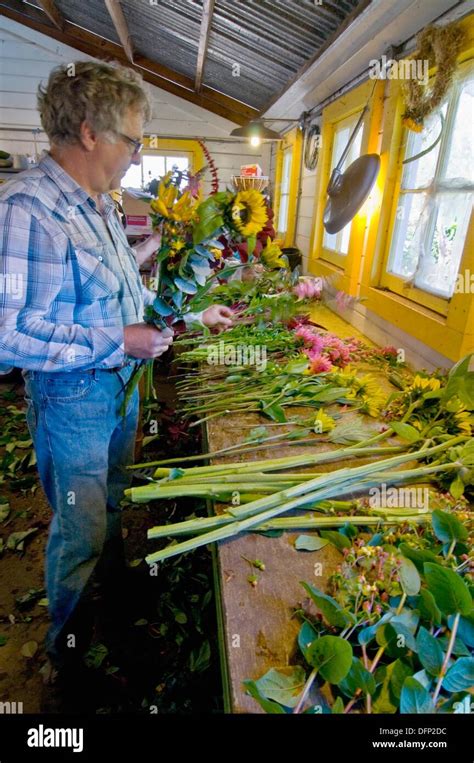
240;164;263;177
122;191;153;235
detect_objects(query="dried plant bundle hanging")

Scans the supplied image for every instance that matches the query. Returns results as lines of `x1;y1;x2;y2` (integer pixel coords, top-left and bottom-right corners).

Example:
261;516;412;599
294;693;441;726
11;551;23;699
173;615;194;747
402;22;465;132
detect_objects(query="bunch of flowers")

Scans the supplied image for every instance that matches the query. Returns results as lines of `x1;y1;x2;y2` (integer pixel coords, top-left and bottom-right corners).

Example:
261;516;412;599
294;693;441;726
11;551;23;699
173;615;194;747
328;366;387;418
385;371;474;437
294;326;365;372
146;172;270;326
329;540;404;621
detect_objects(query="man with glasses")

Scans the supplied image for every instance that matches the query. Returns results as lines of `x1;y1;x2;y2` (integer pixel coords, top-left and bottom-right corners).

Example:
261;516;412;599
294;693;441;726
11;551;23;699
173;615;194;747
0;61;233;707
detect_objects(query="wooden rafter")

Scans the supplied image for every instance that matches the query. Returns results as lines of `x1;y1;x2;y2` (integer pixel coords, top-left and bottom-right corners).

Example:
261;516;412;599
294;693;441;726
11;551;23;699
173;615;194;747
35;0;64;30
0;0;258;124
195;0;215;93
104;0;133;64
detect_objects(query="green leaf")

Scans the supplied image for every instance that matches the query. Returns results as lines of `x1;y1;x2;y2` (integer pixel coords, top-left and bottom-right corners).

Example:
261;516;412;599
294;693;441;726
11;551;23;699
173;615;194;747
372;659;412;713
189;640;211;673
417;589;442;625
400;677;435;714
390;659;414;700
449;476;465;499
319;530;351;551
390;421;421;442
399;556;421;595
301;582;355;628
254;666;306;708
83;643;108;669
399;543;441;573
261;402;286;422
332;697;345;713
6;528;38;552
339;657;376;698
0;502;10;523
298;621;318;663
306;636;353;684
243;680;287;713
424;563;472;615
295;535;329;552
246;235;257;256
449;611;474;648
153;297;174;317
432;509;468;544
442;657;474;693
415;626;444;676
0;635;7;647
174;276;198;295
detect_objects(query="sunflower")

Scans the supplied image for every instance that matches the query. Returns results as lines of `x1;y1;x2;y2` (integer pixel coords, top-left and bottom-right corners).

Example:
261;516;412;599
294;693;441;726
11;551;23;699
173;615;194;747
359;394;386;418
260;237;287;269
314;410;336;433
231;190;268;237
453;410;474;435
409;374;442;393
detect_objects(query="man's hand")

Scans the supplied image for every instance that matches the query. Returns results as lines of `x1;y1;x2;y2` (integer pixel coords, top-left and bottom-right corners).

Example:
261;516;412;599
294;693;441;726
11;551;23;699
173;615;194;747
202;305;234;331
124;324;173;359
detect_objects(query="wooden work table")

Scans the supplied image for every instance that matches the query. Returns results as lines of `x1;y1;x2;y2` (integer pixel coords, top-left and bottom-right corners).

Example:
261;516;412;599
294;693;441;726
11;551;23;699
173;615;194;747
204;306;408;713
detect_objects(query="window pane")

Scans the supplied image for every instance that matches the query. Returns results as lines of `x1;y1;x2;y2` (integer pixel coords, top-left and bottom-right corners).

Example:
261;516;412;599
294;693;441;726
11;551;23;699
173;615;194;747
165;155;189;174
442;75;474;182
143;155;166;185
388;192;429;278
386;68;474;298
278;148;293;233
322;112;363;255
414;192;473;297
278;193;290;234
400;106;446;189
121;162;142;189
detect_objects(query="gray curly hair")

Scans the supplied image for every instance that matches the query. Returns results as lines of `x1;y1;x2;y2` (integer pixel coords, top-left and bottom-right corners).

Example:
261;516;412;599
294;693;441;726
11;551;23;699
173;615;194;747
38;61;152;145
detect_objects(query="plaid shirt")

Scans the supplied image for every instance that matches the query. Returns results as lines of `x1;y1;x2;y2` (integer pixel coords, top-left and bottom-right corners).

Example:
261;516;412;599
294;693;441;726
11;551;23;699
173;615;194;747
0;152;160;373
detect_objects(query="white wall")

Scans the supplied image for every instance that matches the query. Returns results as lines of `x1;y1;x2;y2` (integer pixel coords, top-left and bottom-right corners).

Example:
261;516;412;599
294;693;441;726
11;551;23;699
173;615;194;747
0;16;269;186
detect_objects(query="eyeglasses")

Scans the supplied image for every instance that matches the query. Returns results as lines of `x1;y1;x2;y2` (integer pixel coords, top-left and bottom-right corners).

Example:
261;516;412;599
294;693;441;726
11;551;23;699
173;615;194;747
115;131;143;155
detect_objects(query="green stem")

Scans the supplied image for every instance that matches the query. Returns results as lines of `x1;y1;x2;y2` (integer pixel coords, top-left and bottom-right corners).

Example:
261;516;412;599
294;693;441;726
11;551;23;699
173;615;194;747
432;613;460;705
293;668;318;714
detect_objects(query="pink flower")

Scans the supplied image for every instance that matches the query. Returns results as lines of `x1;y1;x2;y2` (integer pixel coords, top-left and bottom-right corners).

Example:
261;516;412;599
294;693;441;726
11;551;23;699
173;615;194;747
309;355;333;374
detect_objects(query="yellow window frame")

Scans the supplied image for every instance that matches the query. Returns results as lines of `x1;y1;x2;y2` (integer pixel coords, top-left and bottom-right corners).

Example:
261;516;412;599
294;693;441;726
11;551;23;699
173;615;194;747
273;128;303;247
359;15;474;361
309;79;384;295
141;137;205;185
378;64;473;316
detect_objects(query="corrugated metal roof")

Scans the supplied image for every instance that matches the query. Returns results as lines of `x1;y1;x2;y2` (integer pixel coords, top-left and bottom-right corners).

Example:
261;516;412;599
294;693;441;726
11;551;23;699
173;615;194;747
26;0;364;111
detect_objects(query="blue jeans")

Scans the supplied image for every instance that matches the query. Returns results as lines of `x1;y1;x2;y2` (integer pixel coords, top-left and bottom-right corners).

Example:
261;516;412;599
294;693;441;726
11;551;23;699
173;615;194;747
22;364;140;669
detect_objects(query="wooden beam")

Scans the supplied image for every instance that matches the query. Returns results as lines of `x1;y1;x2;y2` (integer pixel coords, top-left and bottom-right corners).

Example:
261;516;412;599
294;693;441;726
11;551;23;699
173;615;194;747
195;0;215;93
104;0;133;64
34;0;64;31
0;0;258;125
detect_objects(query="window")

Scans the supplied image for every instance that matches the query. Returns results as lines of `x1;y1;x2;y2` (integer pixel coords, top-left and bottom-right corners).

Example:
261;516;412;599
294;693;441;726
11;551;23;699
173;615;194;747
322;111;363;255
121;152;191;190
384;67;473;301
277;146;293;235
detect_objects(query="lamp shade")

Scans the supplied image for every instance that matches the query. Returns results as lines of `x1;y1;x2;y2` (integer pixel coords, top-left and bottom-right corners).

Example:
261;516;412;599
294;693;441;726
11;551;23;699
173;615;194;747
230;120;282;141
323;154;380;234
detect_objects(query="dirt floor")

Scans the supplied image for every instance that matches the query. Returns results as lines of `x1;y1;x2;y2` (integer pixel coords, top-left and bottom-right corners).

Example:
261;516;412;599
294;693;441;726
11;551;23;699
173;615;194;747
0;363;222;714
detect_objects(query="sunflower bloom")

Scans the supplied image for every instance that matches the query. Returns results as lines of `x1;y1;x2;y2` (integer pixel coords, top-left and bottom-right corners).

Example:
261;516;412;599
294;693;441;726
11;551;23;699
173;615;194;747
231;190;267;237
410;375;441;393
260;237;287;269
314;410;336;433
454;410;473;435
